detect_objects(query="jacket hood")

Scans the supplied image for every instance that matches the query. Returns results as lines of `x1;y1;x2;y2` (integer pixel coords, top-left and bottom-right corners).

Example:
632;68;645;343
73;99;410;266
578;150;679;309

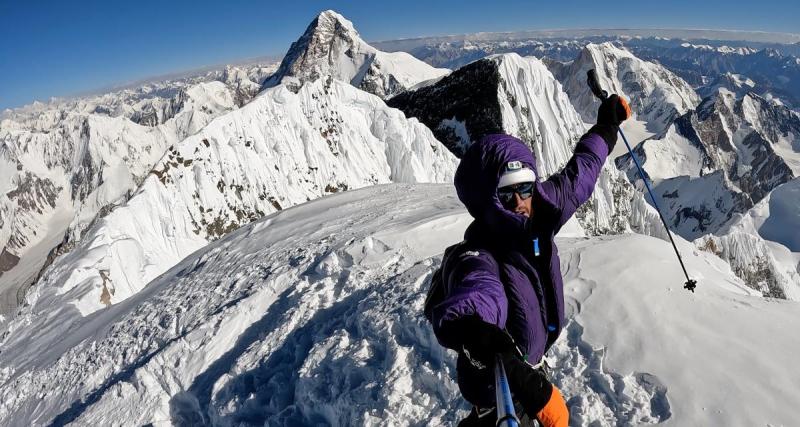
454;134;538;243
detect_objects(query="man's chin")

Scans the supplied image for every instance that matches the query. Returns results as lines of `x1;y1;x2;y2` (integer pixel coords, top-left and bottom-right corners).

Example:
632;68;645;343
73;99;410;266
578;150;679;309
516;211;529;218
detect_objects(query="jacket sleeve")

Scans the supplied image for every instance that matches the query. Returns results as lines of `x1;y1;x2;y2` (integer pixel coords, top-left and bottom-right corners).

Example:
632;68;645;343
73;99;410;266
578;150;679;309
427;247;508;351
536;131;610;228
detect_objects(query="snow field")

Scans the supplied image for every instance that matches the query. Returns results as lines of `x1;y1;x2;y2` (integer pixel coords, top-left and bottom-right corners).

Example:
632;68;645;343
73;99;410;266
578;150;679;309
563;234;799;426
3;184;798;426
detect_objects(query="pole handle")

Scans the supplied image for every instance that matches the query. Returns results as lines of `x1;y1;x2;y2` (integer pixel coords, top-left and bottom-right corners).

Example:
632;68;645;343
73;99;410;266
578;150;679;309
587;69;609;101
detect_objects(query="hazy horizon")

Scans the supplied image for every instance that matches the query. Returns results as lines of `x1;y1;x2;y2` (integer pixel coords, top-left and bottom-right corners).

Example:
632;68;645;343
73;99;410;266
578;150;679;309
5;24;800;112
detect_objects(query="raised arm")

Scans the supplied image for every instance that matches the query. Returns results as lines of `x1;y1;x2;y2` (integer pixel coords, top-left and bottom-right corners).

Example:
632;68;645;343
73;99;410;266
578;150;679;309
536;128;610;228
536;95;631;228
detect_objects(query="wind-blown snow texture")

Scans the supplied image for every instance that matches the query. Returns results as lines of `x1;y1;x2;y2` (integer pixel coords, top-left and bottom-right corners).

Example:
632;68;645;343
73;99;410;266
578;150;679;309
1;185;797;426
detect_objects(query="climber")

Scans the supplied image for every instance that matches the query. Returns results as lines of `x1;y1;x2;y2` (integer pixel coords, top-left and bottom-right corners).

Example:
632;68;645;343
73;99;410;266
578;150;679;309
424;94;631;426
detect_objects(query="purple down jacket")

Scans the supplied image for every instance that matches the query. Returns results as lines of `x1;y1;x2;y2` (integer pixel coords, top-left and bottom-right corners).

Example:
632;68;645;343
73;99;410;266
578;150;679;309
424;131;609;407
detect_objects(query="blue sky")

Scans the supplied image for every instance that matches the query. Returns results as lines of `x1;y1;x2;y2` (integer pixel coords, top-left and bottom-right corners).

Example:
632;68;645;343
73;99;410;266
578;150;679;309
1;0;799;110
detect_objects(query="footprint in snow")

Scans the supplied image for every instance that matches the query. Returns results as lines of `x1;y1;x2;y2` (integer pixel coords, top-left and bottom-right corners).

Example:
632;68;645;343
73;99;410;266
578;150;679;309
548;321;671;426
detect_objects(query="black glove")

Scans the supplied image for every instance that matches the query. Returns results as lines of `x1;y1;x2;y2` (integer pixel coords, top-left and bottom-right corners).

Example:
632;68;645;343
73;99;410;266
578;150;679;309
456;318;553;414
454;316;516;369
501;353;554;417
590;94;631;150
597;94;631;126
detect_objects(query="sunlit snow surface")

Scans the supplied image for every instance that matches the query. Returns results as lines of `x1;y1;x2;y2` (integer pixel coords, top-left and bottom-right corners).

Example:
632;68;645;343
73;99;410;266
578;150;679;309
7;76;457;343
1;184;798;426
0;65;277;320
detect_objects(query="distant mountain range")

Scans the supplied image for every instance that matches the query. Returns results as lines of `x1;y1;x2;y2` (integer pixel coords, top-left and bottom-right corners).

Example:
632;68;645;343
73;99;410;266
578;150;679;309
376;33;800;112
373;28;800;53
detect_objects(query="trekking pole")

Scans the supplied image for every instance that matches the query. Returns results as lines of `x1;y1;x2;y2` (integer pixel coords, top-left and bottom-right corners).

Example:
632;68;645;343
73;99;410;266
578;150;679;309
494;354;521;427
586;69;697;293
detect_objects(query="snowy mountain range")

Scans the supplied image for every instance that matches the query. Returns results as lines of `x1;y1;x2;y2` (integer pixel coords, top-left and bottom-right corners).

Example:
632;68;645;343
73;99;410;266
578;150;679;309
377;34;800;111
613;85;800;297
16;76;455;330
618;88;799;234
0;63;277;321
1;9;799;427
2;14;457;383
547;42;700;134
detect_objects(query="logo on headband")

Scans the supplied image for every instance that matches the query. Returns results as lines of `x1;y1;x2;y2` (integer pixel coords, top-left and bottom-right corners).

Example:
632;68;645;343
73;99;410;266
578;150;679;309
506;161;523;171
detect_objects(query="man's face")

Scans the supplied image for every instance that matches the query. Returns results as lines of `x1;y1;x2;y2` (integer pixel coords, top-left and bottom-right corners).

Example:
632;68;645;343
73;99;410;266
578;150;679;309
498;182;534;218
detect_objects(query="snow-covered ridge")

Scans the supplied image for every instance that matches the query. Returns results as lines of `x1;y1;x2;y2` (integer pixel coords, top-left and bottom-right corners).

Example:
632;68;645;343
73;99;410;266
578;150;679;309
1;184;797;426
389;53;586;162
697;178;800;299
679;42;759;55
0;63;277;320
2;76;457;366
263;10;449;98
0;185;473;426
3;63;276;128
548;42;700;134
698;72;757;100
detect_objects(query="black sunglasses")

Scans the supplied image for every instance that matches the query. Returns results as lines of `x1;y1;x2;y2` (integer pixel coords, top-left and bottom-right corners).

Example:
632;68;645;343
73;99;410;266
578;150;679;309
497;182;534;204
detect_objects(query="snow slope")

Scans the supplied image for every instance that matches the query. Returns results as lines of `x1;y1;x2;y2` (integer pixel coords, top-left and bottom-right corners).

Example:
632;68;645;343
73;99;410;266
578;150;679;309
1;184;797;426
556;233;796;426
263;10;449;98
1;77;457;368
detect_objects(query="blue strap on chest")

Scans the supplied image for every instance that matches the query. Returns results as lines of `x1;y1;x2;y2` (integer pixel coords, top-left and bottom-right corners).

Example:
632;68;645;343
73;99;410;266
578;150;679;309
533;238;540;257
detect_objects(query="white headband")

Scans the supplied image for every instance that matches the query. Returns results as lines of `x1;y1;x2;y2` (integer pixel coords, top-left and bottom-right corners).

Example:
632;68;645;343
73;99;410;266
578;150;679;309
498;166;536;188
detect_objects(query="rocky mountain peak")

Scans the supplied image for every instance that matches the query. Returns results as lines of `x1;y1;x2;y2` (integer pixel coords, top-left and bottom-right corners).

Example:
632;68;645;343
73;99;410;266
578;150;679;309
699;73;756;100
388;53;585;162
295;9;363;62
550;42;700;134
262;11;373;92
262;10;448;98
616;84;798;248
314;9;359;35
